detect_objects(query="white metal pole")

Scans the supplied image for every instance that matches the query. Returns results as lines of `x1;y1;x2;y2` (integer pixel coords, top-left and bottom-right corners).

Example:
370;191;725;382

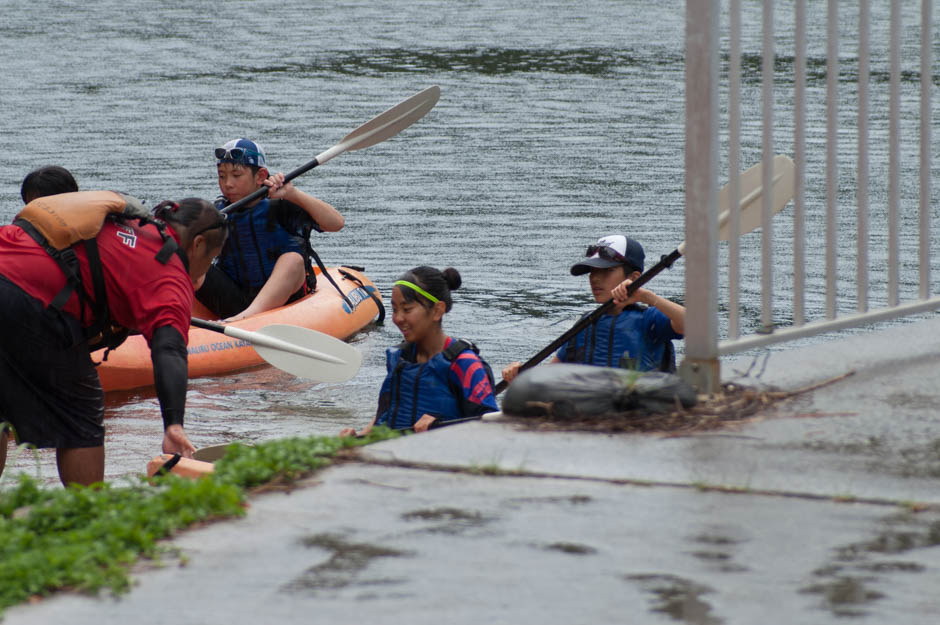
761;0;775;332
728;0;742;340
794;0;806;327
825;0;839;320
920;0;933;300
857;0;870;313
888;0;901;307
682;0;721;393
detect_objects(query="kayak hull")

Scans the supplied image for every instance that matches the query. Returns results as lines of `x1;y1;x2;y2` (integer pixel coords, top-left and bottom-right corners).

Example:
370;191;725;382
96;266;382;392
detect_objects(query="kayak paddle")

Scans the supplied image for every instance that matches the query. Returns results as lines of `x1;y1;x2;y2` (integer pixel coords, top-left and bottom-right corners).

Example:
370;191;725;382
493;154;796;395
223;85;441;215
190;318;362;383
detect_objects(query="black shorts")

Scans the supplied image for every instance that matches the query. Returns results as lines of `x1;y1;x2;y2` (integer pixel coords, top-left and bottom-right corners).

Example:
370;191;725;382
0;275;104;448
195;263;308;319
194;265;256;319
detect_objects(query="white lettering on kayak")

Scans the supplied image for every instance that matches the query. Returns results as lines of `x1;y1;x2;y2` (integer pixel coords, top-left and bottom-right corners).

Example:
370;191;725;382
187;339;251;356
342;286;377;314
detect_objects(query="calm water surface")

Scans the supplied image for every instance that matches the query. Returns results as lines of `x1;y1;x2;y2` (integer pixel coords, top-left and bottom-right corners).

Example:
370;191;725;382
0;0;936;482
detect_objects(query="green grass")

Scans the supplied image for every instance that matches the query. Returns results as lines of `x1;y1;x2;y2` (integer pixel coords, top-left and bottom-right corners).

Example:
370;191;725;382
0;427;399;615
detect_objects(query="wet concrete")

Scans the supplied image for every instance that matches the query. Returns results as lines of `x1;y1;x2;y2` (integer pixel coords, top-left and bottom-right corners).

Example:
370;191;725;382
7;317;940;624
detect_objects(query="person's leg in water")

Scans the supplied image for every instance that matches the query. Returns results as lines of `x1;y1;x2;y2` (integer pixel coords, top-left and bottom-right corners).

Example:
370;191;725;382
228;251;306;320
56;446;105;487
0;428;7;479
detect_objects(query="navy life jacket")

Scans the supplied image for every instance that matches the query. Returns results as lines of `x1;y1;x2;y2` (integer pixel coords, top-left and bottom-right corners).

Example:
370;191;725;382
562;304;677;373
13;191;183;354
215;197;318;295
376;339;496;430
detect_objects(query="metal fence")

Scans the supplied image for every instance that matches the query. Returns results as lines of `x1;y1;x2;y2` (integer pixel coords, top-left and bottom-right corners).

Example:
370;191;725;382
681;0;936;393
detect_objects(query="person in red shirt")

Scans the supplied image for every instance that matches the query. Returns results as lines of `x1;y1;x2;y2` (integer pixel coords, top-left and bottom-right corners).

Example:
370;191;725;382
0;193;227;487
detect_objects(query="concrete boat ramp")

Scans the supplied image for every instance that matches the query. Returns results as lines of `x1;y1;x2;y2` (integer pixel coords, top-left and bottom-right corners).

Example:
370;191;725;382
7;317;940;624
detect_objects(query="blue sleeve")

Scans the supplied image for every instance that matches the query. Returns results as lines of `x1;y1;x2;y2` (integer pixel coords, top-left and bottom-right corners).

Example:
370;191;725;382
555;325;585;362
448;351;499;417
274;199;323;234
374;349;396;420
644;306;683;343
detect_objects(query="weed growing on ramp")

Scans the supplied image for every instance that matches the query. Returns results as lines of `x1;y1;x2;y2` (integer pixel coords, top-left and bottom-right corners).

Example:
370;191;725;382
0;427;399;616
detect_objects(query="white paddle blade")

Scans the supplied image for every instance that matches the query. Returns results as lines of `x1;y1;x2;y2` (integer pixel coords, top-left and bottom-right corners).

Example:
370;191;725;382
718;154;795;240
677;154;794;255
337;85;440;153
255;324;362;383
223;323;362;383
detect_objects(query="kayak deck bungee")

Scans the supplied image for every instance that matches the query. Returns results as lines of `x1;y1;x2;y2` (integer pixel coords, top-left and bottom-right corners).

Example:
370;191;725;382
96;266;382;392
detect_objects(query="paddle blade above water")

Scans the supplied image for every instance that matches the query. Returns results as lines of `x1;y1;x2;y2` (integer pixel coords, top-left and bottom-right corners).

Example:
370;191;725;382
242;324;363;384
335;85;441;153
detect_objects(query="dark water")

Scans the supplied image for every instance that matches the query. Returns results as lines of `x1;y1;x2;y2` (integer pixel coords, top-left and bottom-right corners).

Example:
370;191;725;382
0;0;936;482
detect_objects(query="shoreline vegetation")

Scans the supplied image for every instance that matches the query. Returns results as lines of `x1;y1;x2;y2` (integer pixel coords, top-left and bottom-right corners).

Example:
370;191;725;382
0;428;400;616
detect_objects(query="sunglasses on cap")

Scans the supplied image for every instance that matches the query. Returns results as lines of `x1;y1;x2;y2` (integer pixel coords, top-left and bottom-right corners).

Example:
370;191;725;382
214;147;262;163
585;243;627;263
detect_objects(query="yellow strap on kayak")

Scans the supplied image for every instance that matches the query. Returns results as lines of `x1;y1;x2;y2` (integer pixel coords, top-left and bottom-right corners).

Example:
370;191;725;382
393;280;439;304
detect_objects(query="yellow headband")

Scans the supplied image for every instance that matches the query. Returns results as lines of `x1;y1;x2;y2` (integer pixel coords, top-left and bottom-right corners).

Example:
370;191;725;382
394;280;439;304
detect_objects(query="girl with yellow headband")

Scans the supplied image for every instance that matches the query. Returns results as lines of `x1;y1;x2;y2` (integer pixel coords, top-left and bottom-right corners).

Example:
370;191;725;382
340;266;498;436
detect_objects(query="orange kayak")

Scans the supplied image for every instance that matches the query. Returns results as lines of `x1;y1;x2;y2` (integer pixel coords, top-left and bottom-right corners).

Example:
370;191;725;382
96;266;382;392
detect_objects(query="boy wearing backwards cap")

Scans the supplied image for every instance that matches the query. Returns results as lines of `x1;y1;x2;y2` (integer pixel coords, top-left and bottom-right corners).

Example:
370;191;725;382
196;138;345;320
502;234;685;383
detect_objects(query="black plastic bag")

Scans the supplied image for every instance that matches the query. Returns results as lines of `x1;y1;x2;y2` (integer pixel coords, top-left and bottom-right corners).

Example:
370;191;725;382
502;364;697;419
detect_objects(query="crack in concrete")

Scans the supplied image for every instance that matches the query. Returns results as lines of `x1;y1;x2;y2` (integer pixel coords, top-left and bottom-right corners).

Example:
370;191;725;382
347;455;935;511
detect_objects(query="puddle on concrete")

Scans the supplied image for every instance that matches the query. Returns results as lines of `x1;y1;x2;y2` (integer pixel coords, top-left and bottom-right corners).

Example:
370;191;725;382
502;494;593;508
685;530;750;573
894;438;940;478
882;391;936;411
282;532;411;596
625;573;724;625
783;433;940;479
800;577;885;618
791;436;886;456
401;506;494;535
800;511;940;617
543;541;597;555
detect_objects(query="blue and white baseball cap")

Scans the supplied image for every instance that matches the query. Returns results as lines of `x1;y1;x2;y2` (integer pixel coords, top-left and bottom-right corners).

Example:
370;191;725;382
570;234;645;276
215;138;266;168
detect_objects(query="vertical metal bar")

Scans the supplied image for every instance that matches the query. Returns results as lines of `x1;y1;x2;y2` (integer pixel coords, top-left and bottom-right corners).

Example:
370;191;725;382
794;0;806;327
920;0;933;300
681;0;720;393
857;0;870;312
728;0;742;340
825;0;839;320
888;0;901;307
761;0;775;332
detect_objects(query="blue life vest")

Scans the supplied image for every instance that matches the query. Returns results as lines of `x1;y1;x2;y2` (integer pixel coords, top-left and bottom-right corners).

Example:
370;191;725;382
376;339;496;430
559;304;679;372
214;198;312;291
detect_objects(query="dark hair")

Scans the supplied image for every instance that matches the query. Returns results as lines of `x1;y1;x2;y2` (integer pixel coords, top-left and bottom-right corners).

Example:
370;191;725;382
217;161;263;177
21;166;78;203
396;266;462;312
152;198;228;249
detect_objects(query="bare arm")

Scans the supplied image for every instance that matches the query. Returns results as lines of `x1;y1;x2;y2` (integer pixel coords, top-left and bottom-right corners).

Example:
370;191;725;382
265;173;345;232
501;356;562;385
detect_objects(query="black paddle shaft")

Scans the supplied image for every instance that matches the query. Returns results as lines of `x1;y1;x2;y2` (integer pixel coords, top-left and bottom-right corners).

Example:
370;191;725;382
221;158;322;215
493;247;683;396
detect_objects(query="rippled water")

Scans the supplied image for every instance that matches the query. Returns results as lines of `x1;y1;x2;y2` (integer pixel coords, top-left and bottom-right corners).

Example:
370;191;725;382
0;0;936;483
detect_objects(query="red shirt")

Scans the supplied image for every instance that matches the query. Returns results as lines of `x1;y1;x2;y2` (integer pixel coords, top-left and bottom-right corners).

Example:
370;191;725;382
0;220;192;343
